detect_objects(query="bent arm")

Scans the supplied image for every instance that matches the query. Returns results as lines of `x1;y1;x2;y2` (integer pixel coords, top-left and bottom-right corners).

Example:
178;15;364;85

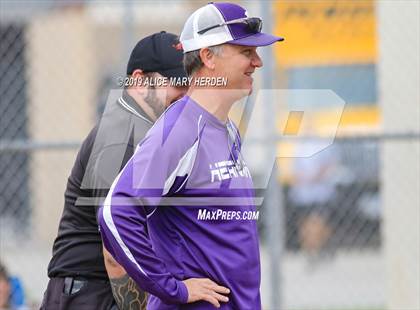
98;122;230;307
97;135;189;304
103;246;148;310
98;193;188;304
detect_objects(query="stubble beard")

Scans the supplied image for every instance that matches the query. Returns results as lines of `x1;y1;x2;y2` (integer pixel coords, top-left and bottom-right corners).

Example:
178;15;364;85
144;87;166;119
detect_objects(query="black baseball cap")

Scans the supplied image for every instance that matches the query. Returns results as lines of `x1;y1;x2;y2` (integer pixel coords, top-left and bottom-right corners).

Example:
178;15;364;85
126;31;187;79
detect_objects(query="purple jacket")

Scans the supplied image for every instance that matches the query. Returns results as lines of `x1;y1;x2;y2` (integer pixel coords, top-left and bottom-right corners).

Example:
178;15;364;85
98;96;261;309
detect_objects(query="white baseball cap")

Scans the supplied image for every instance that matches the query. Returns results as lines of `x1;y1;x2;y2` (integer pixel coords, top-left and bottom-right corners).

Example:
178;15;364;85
180;2;284;53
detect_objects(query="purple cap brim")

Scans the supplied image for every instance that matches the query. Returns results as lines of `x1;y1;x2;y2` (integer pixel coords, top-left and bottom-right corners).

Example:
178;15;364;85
228;32;284;47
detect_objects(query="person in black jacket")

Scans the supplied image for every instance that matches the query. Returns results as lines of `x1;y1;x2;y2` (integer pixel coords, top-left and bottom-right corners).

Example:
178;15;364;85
41;32;187;310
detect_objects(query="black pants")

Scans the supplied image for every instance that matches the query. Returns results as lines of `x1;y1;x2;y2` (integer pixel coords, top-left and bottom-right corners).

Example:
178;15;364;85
40;277;116;310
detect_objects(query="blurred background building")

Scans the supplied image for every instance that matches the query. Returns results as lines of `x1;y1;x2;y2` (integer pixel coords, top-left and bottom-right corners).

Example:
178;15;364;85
0;0;418;309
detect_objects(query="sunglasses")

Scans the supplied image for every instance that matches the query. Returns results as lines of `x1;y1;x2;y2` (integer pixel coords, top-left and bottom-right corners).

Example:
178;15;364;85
197;17;262;35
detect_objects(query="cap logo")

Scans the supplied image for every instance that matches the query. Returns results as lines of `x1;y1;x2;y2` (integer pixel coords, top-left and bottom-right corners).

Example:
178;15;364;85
172;43;183;51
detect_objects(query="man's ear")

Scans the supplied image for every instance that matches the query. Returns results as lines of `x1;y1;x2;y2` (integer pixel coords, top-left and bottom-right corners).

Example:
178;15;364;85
131;69;147;96
199;48;216;70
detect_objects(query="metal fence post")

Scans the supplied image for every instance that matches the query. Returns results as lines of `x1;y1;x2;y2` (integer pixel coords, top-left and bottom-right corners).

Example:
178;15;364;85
260;1;283;309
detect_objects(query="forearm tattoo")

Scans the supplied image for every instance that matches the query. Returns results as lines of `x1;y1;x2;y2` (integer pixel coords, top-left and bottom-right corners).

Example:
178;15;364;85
110;273;148;310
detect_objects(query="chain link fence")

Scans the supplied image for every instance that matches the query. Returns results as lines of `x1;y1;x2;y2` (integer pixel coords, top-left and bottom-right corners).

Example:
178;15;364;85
0;1;419;309
261;136;385;310
0;22;30;233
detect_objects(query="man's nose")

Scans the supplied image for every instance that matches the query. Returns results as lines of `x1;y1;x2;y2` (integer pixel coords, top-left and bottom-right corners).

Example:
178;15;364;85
252;51;263;68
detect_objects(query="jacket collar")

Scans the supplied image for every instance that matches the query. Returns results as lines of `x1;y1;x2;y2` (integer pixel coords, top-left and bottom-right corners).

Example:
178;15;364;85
118;90;153;124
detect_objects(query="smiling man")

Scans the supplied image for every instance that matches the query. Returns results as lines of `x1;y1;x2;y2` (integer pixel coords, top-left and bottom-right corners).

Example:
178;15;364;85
98;2;283;309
